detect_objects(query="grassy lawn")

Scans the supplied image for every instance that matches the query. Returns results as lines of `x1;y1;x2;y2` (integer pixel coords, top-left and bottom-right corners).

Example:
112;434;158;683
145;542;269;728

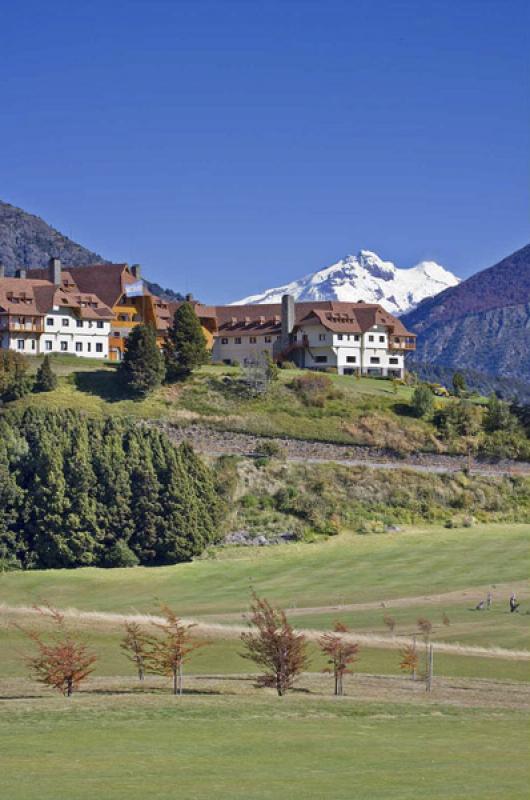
2;524;528;619
1;685;528;800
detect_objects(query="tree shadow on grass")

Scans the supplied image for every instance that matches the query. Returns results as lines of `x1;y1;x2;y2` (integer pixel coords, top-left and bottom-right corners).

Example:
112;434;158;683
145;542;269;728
73;370;136;403
391;402;417;418
84;686;224;697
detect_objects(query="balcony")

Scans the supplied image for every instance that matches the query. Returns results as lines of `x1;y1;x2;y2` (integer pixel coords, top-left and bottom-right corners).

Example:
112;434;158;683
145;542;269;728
390;338;416;351
0;318;44;333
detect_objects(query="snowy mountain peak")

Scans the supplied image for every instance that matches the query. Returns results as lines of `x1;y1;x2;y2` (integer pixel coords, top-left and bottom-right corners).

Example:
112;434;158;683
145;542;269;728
232;250;460;315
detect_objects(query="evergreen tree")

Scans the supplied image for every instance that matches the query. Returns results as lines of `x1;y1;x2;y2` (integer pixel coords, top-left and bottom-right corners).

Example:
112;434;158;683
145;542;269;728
0;350;31;401
452;371;467;397
0;443;22;569
33;355;58;392
119;324;165;396
0;409;223;569
127;428;163;564
92;418;135;559
163;302;208;381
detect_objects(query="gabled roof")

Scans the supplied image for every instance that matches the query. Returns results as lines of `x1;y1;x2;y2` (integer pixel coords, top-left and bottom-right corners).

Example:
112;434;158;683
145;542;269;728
215;300;415;337
66;264;133;309
0;275;114;320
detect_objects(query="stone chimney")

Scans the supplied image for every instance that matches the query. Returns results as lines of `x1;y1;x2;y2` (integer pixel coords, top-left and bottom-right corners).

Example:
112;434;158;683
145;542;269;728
185;292;194;302
281;294;295;347
48;257;61;285
131;264;141;279
0;263;4;279
15;268;27;279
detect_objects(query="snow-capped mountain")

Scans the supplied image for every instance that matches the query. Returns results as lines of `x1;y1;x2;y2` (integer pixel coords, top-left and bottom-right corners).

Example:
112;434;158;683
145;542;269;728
232;250;460;315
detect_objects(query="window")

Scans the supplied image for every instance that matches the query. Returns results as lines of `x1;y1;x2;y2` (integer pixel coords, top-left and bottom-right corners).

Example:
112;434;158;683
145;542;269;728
337;334;343;341
31;339;36;351
17;339;24;350
87;343;92;352
76;320;83;328
318;333;326;341
46;317;54;326
45;340;52;351
62;318;70;327
264;336;272;343
249;336;257;344
61;341;68;352
97;321;104;329
221;337;228;344
389;357;399;365
354;335;360;342
235;337;242;344
370;357;380;364
379;335;385;342
76;342;83;353
315;355;328;363
96;343;103;353
346;356;356;364
368;335;374;342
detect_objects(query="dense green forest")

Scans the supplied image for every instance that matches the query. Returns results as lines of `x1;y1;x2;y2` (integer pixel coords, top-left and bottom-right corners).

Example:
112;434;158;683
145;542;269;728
0;409;222;569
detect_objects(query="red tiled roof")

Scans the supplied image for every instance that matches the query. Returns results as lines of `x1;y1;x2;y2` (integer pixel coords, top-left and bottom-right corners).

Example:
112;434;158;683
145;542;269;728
215;300;415;337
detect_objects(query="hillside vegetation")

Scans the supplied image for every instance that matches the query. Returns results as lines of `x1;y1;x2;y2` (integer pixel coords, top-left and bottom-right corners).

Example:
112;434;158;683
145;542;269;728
7;358;530;460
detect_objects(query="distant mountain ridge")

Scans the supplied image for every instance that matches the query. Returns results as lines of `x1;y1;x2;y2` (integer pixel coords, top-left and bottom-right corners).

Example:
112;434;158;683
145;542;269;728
402;244;530;382
0;200;105;270
232;250;460;315
0;199;182;301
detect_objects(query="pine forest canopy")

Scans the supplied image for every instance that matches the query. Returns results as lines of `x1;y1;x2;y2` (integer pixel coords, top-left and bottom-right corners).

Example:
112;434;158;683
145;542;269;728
0;409;223;569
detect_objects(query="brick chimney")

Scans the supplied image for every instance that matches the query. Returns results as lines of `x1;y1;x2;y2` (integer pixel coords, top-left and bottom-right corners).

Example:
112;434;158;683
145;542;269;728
48;257;61;285
15;268;27;279
281;294;295;347
131;264;141;279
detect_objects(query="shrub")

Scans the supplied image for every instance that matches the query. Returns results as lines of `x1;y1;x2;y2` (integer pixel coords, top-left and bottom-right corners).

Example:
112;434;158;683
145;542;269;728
255;440;286;460
434;400;482;440
411;384;434;418
280;360;297;370
291;373;334;407
103;541;140;568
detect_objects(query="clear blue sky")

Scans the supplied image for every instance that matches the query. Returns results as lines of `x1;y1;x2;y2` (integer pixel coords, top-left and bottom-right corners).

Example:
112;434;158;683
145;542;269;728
1;0;528;303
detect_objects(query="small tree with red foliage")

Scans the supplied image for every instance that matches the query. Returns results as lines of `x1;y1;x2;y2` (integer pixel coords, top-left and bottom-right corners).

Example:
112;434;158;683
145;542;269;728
319;622;359;696
21;606;96;696
399;641;419;681
241;594;309;696
149;606;206;695
121;621;150;681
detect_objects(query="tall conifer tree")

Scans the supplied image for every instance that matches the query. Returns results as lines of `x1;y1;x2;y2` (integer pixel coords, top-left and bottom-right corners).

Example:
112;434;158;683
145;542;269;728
119;324;165;396
163;302;208;381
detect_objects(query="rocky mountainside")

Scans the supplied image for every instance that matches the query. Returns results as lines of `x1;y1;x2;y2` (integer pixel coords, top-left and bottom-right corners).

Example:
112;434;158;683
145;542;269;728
0;200;105;270
232;250;459;315
0;199;182;300
402;244;530;382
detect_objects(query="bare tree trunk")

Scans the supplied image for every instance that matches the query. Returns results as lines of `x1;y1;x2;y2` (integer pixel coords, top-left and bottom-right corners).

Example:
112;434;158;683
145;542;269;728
178;660;183;696
412;635;417;681
173;667;178;695
426;644;434;693
66;678;73;697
